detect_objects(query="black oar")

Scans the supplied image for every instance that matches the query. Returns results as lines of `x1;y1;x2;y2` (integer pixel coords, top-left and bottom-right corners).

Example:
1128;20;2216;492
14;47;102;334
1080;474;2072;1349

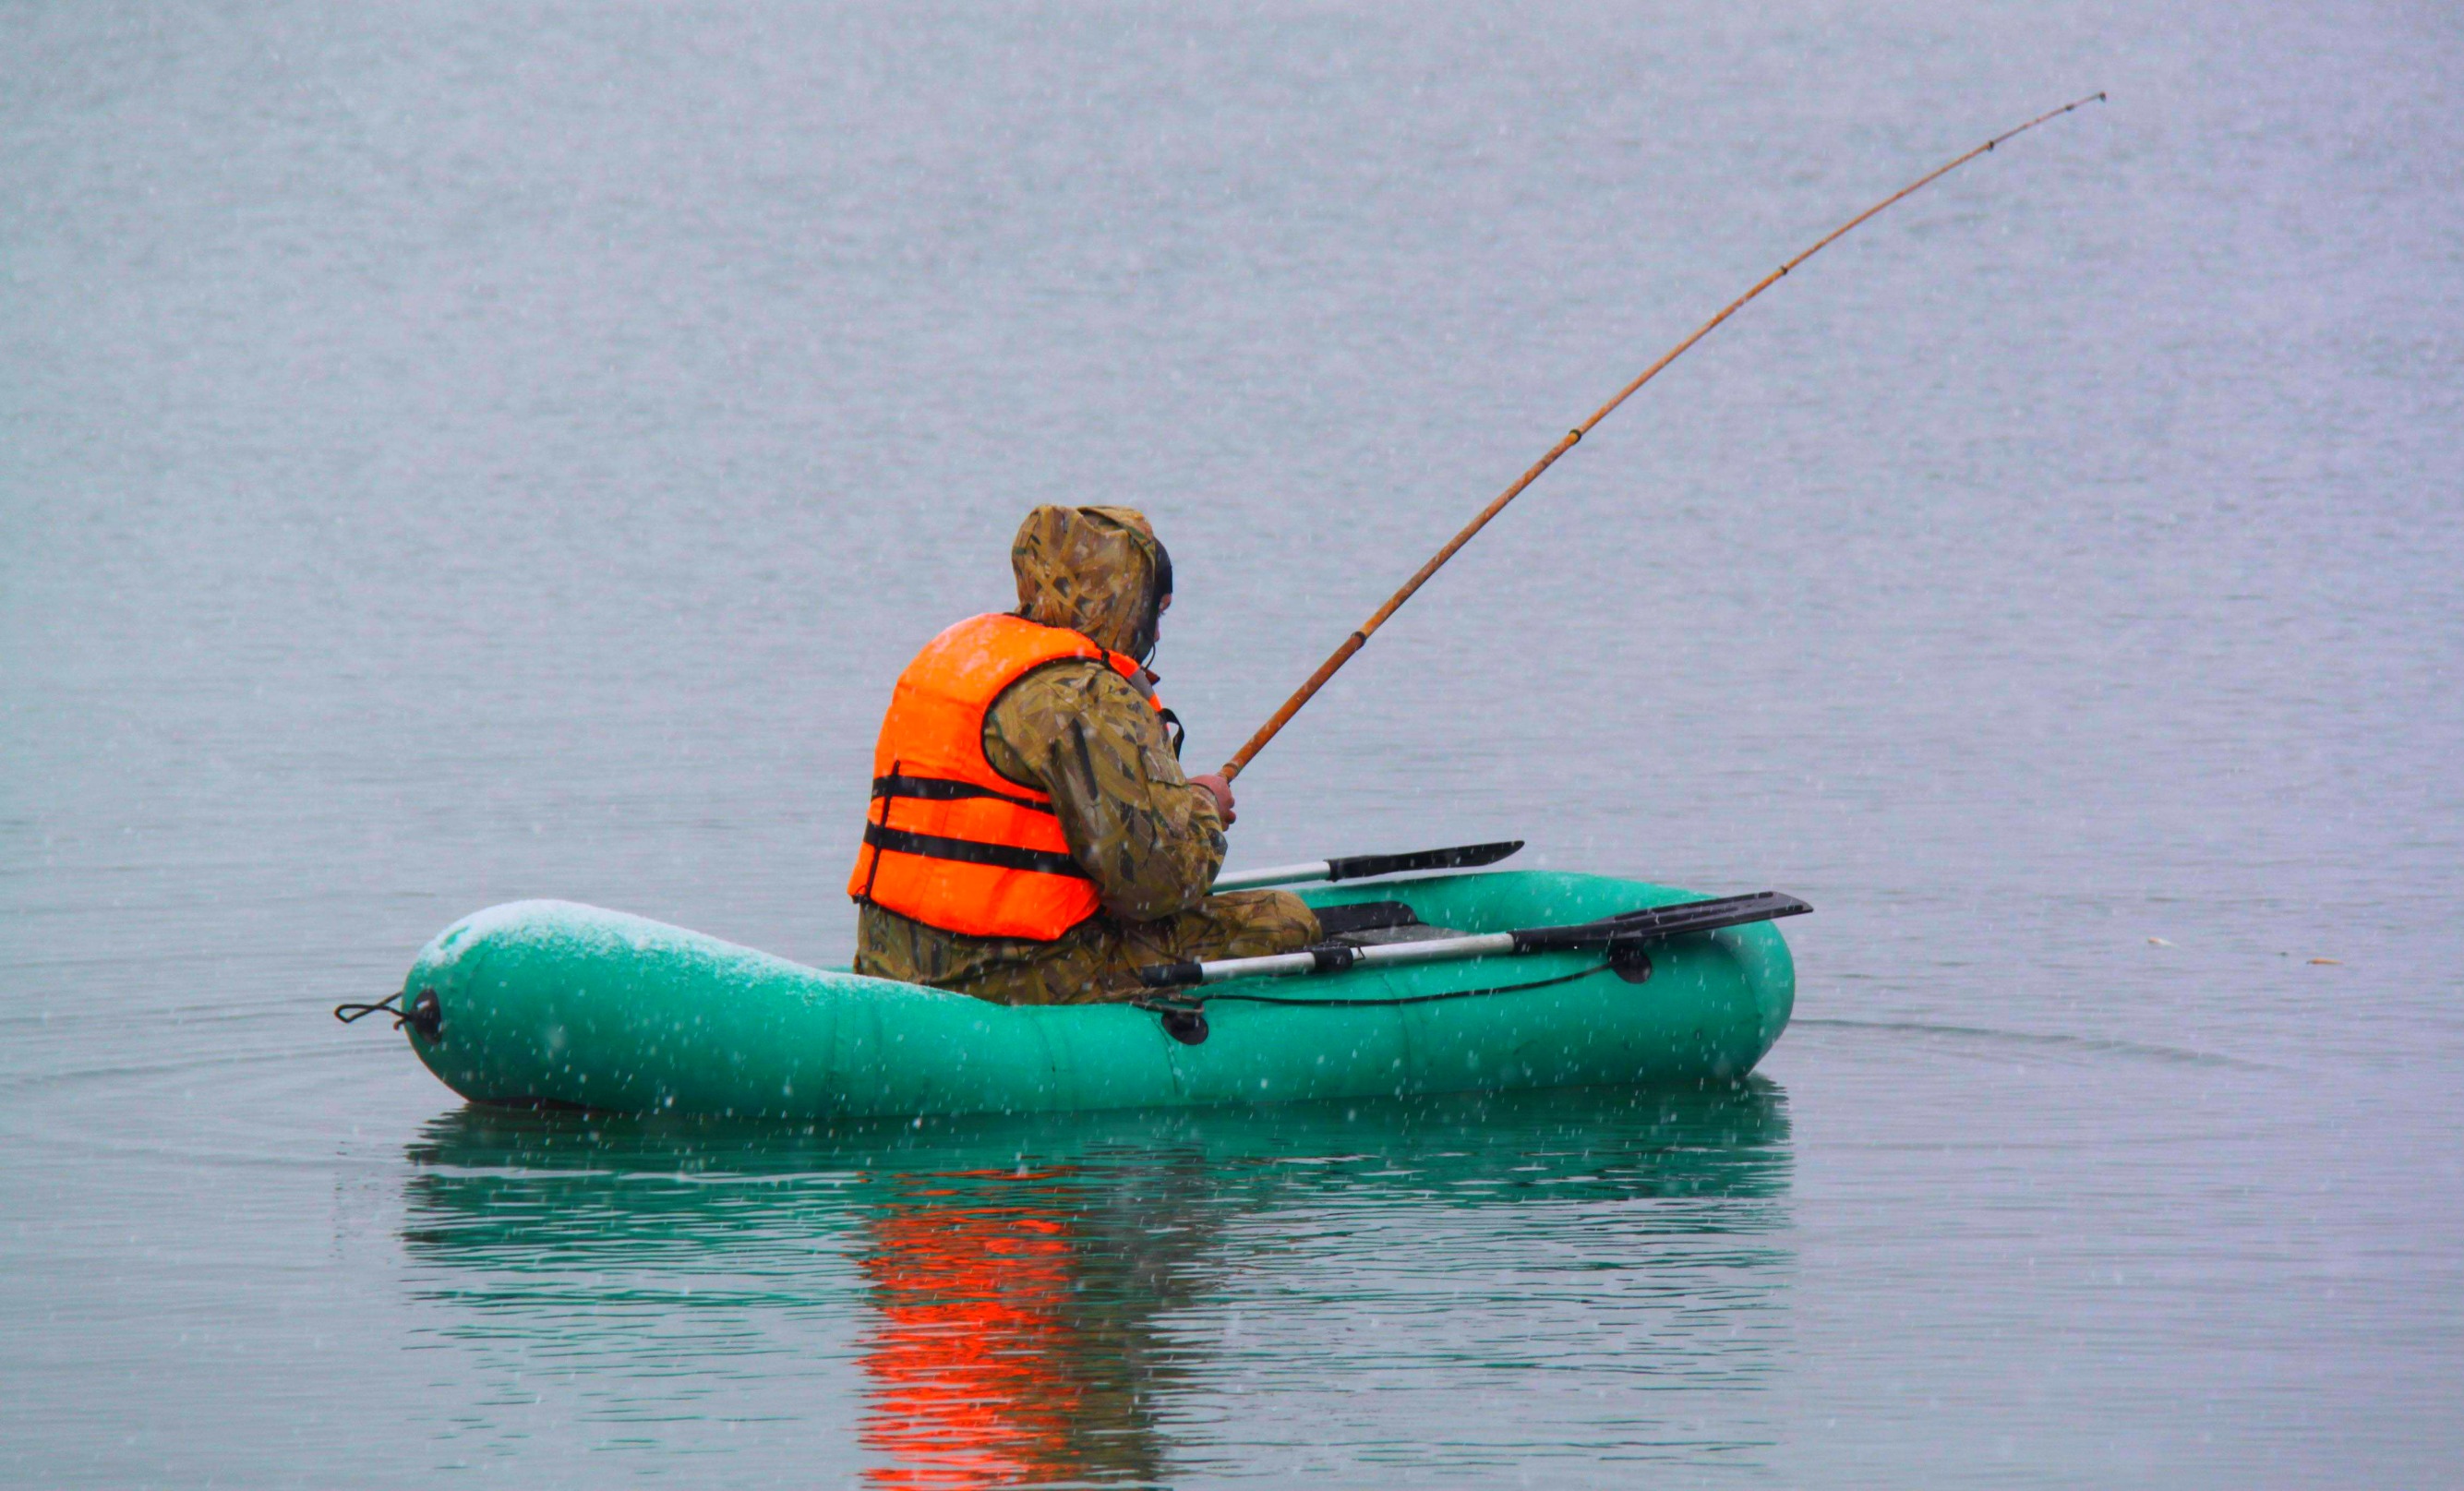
1210;839;1524;892
1140;890;1810;989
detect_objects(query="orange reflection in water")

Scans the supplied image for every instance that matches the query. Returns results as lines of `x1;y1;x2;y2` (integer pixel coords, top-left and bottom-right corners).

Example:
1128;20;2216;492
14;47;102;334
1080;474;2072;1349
857;1168;1188;1489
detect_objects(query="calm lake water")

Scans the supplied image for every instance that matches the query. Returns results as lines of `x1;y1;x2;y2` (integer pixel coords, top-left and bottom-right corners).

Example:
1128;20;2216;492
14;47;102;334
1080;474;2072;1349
5;1;2458;1485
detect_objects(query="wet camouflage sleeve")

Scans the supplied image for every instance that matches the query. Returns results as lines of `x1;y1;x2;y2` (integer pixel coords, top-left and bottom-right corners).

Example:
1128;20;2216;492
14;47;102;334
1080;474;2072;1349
982;659;1224;921
854;885;1319;1003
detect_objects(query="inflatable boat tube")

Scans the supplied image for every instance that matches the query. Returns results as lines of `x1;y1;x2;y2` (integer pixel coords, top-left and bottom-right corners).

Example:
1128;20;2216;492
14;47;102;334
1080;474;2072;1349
393;871;1796;1118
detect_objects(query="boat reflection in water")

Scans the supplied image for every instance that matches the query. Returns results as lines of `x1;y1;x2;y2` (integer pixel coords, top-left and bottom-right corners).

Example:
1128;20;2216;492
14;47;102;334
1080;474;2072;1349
401;1080;1793;1484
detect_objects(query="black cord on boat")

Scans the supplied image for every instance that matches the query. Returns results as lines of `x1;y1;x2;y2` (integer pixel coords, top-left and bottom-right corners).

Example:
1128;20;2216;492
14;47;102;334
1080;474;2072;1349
333;987;440;1037
1190;962;1618;1008
1131;959;1625;1043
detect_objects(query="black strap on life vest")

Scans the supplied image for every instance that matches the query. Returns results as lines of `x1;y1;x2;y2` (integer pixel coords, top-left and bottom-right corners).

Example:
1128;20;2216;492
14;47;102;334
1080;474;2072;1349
860;823;1089;879
871;774;1056;814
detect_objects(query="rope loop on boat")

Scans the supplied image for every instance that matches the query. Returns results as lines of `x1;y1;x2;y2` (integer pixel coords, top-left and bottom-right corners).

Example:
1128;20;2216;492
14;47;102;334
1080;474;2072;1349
333;987;441;1037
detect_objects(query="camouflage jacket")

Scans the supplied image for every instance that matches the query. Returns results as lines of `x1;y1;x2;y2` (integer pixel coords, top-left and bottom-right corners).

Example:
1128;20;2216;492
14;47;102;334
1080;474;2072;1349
855;503;1231;992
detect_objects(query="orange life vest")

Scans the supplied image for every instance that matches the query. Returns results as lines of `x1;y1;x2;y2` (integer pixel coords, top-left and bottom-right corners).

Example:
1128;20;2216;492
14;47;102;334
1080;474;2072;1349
847;612;1160;941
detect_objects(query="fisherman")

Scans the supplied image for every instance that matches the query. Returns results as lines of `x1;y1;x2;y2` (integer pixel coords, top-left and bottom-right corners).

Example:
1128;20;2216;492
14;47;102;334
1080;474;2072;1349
849;505;1320;1004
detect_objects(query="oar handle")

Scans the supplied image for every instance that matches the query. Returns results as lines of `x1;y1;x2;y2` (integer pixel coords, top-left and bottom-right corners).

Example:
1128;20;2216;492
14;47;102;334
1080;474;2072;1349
1139;933;1518;990
1210;860;1335;892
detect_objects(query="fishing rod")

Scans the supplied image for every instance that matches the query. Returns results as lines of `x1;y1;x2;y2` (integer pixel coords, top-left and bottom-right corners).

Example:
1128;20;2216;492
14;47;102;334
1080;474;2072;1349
1219;92;2106;782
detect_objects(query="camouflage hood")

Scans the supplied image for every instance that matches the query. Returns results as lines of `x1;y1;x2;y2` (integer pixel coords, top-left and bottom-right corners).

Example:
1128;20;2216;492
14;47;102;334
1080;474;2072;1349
1011;505;1171;659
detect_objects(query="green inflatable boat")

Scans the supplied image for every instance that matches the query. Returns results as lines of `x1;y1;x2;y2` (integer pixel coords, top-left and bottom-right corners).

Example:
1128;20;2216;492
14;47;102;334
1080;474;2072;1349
374;870;1801;1119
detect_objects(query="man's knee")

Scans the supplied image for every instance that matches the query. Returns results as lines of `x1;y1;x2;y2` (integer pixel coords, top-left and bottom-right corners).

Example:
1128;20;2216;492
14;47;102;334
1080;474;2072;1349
1198;889;1321;957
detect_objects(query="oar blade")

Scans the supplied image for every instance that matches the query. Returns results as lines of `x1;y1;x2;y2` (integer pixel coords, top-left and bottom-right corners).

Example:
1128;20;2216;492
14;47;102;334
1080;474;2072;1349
1323;839;1524;883
1515;892;1811;951
1607;891;1811;937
